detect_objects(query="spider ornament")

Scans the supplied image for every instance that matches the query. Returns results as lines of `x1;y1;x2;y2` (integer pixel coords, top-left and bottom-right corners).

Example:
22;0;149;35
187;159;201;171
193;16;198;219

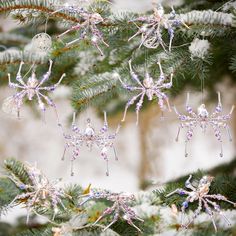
118;60;173;124
52;2;87;15
3;60;66;121
62;112;120;176
79;189;144;232
174;92;235;157
166;175;236;232
8;162;69;223
128;4;189;51
57;9;109;56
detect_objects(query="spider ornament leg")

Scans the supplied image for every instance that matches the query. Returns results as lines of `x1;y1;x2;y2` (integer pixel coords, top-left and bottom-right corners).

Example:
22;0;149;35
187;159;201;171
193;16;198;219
185;175;196;191
185;128;194;157
39;73;66;91
8;73;24;89
203;199;218;232
38;59;53;87
100;111;108;133
61;142;70;161
125;216;143;232
103;212;119;231
15;91;27;119
225;105;235;142
36;93;46;123
57;24;79;39
135;93;145;125
121;93;143;122
101;149;110;176
185;199;202;228
70;158;75;176
91;36;104;56
166;188;188;198
206;199;231;226
93;205;116;226
173;106;182;141
226;124;233;142
176;125;181;142
111;124;121;161
128;60;144;87
113;146;118;160
16;61;27;86
225;104;235;137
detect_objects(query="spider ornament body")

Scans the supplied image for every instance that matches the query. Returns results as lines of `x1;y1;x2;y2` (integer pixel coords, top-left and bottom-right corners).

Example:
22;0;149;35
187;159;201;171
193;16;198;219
3;60;65;121
128;4;189;51
57;9;109;56
174;92;235;157
166;175;236;232
8;162;68;223
79;189;144;232
118;60;173;124
62;112;120;176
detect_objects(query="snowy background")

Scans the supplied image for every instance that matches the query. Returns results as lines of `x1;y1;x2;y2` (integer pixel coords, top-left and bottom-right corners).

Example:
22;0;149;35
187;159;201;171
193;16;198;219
0;0;235;224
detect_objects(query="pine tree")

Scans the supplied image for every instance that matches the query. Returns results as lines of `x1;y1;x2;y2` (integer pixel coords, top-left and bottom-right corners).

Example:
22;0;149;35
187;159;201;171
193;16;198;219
0;0;236;235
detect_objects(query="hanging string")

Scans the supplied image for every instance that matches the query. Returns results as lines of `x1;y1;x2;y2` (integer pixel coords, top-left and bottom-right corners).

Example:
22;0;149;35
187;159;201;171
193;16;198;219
45;16;49;34
201;76;204;104
144;47;148;73
23;62;36;79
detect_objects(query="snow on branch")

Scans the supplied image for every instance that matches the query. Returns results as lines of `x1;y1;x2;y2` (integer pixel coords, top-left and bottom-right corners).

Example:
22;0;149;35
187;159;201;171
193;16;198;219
180;10;233;26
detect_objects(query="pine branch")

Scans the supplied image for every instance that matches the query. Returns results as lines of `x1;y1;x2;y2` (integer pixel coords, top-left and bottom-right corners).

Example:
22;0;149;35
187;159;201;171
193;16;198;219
0;177;20;215
15;228;52;236
180;10;233;27
72;72;118;111
0;0;79;23
229;55;236;73
0;32;30;45
0;47;49;67
4;159;32;185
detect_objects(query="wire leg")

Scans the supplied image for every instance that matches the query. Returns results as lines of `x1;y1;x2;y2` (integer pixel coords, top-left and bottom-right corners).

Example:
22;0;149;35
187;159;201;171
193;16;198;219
105;159;109;176
71;160;74;176
128;221;142;232
62;147;67;161
226;125;232;142
57;28;73;38
185;141;188;157
181;207;186;227
17;109;20;120
220;142;223;157
122;104;129;122
26;209;30;225
176;126;181;142
66;37;81;46
113;147;118;161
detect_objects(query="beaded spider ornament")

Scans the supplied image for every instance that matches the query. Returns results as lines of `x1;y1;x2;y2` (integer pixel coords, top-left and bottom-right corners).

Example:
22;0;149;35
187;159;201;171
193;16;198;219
166;175;236;232
174;92;235;157
57;8;109;56
62;112;120;176
128;4;189;51
79;189;144;231
8;162;68;223
118;60;172;124
2;60;66;121
52;2;89;15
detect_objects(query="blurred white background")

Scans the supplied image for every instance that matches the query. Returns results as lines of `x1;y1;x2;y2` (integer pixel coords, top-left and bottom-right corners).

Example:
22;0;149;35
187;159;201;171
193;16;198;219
0;0;235;223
